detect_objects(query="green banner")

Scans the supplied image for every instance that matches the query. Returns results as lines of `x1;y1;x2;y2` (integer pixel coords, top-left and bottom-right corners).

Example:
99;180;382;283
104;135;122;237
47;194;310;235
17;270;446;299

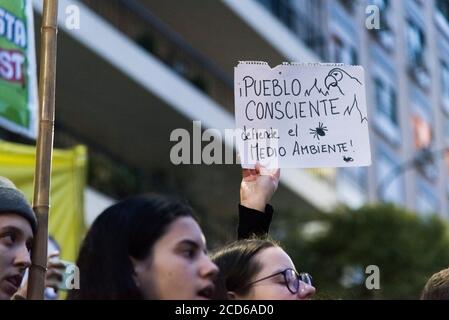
0;0;37;138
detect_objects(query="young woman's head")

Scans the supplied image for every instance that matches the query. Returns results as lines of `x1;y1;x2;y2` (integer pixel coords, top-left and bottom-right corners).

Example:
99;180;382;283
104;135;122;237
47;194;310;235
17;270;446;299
211;238;315;300
68;194;218;300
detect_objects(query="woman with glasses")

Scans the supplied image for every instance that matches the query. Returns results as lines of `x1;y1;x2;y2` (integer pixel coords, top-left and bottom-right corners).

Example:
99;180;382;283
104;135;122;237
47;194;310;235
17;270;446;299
211;238;316;300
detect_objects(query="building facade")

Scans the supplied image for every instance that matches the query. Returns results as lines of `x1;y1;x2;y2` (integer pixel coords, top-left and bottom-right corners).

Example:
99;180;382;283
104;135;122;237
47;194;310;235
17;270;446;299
258;0;449;217
3;0;447;228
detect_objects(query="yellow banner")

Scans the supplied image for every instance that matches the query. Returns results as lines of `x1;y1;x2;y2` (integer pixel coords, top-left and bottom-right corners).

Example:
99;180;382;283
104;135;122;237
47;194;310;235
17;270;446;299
0;140;87;262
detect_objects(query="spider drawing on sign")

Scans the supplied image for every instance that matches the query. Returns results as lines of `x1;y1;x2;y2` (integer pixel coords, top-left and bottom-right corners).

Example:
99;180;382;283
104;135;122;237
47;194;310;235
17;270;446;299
309;122;328;140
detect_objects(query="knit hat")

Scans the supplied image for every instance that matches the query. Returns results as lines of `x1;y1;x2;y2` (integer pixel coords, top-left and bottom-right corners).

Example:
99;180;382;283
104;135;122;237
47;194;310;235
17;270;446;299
0;177;37;234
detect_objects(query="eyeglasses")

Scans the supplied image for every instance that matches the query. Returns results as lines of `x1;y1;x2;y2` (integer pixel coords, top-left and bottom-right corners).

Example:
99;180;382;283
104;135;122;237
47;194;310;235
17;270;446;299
244;268;313;294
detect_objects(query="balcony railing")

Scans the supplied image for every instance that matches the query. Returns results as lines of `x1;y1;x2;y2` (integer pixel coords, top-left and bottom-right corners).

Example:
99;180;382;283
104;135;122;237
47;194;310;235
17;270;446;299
80;0;234;112
257;0;327;59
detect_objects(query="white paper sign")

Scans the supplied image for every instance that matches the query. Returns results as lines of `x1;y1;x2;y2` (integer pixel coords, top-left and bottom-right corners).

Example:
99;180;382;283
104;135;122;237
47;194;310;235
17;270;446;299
234;62;371;169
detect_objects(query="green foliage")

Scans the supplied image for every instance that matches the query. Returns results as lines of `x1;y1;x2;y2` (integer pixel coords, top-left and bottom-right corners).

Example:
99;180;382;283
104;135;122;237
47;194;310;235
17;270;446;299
281;204;449;299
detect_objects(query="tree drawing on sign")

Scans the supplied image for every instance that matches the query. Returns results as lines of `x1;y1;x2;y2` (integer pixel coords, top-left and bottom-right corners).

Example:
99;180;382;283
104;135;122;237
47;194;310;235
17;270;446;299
344;94;368;124
310;122;328;140
304;79;330;97
325;68;363;96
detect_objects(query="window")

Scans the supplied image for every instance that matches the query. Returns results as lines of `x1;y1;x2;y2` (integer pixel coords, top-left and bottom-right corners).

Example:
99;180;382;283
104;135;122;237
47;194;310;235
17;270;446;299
377;149;403;205
258;0;295;27
442;61;449;100
406;20;426;69
444;120;449;145
412;115;437;181
332;37;358;65
337;169;367;209
368;0;395;51
257;0;327;58
339;0;357;13
406;20;430;89
412;115;432;150
372;0;390;30
373;77;400;145
437;0;449;25
375;78;397;125
416;182;439;215
415;149;438;182
340;167;368;190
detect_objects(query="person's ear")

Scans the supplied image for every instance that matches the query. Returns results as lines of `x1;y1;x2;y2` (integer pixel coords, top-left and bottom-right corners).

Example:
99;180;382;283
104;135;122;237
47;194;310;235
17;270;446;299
129;256;141;287
227;291;237;300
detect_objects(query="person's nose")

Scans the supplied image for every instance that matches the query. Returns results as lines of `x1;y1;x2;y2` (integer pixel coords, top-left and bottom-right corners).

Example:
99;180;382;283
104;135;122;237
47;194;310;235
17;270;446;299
14;244;31;270
199;254;219;280
297;281;316;300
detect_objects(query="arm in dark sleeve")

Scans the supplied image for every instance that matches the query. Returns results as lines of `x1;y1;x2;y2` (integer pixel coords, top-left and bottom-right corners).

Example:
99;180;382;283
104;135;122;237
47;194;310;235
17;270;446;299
237;204;274;240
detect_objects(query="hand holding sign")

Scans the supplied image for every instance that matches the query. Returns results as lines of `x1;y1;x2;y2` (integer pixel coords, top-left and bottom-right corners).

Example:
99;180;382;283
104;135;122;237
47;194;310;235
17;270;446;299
240;163;280;212
234;62;372;169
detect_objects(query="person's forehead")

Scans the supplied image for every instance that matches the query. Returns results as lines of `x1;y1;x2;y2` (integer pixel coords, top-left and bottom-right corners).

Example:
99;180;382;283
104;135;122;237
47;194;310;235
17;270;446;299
161;216;205;246
256;247;295;273
0;213;33;237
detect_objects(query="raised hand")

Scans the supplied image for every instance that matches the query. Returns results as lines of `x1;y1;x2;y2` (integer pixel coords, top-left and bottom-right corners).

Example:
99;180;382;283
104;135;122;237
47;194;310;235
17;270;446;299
240;163;280;212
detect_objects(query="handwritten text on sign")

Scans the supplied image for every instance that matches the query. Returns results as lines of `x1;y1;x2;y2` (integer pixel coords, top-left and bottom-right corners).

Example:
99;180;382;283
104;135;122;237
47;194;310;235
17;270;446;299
234;62;371;168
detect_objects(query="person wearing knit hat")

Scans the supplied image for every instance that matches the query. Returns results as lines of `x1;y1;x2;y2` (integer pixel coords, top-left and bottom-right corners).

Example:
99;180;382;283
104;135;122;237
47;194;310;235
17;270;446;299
0;177;37;233
0;176;35;300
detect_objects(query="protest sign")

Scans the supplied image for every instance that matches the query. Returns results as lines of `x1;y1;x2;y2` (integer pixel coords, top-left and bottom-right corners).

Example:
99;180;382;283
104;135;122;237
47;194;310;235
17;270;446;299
0;0;38;138
235;62;371;169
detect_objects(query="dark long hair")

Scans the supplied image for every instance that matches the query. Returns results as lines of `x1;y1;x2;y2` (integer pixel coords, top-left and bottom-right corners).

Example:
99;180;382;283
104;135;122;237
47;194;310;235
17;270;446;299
67;194;195;300
211;238;278;296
